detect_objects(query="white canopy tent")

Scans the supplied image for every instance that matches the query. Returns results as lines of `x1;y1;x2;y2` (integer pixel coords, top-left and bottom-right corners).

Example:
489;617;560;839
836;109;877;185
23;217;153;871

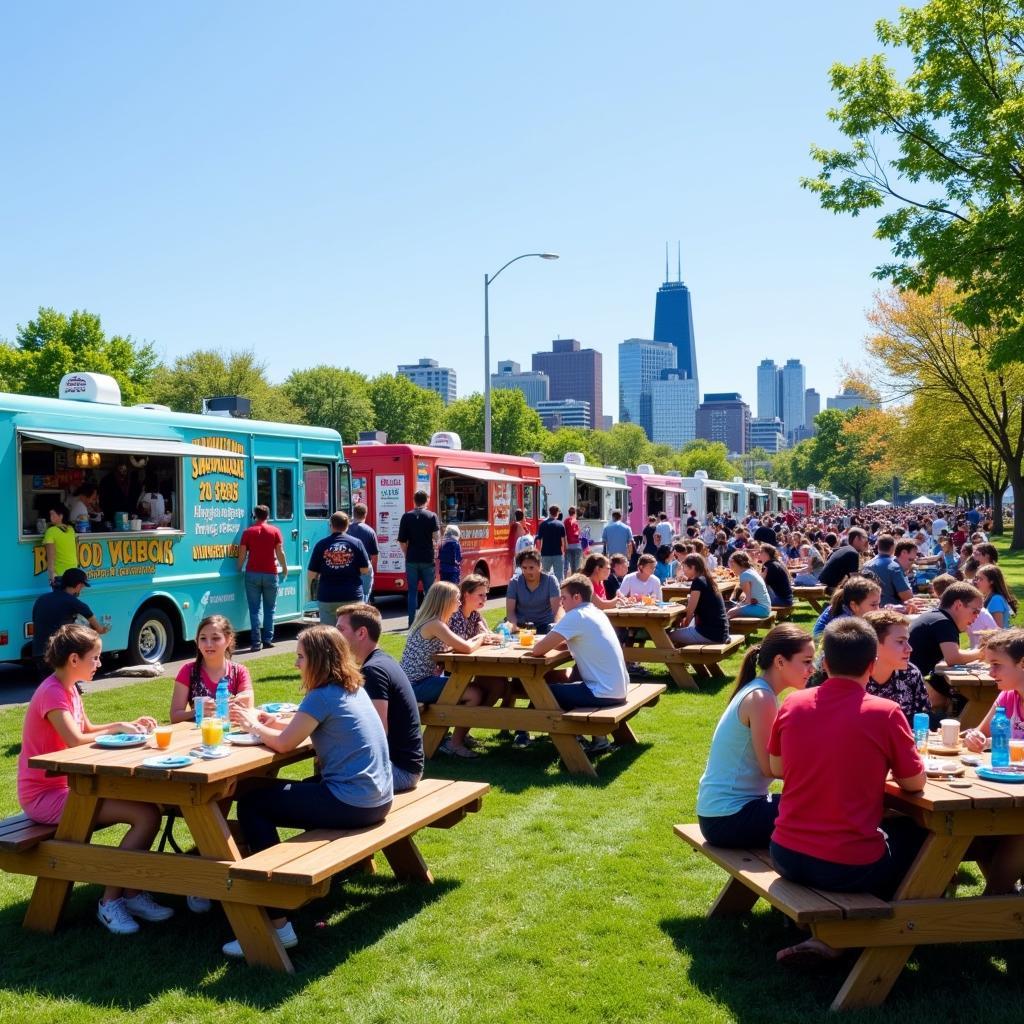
909;495;937;506
866;499;892;507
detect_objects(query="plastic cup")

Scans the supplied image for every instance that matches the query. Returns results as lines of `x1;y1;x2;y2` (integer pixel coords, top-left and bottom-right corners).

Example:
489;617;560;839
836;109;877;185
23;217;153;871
940;718;960;748
154;725;173;750
201;717;223;749
1010;739;1024;764
520;630;534;648
194;700;204;729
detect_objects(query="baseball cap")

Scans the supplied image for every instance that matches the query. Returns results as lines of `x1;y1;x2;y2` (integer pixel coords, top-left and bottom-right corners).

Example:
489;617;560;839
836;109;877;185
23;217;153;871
61;568;91;588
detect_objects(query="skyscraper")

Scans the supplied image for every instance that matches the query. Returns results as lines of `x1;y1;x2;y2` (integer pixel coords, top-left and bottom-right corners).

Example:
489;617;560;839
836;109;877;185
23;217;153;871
804;388;821;433
536;398;591;429
750;417;787;453
781;358;806;439
491;360;550;408
756;359;780;419
396;358;457;405
652;244;699;392
618;338;677;436
532;339;603;428
650;369;699;448
695;392;751;454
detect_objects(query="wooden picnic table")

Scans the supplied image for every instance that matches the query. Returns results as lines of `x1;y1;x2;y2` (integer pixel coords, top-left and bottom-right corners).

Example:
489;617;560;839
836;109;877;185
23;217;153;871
423;645;664;778
662;578;738;603
933;662;997;728
602;603;694;689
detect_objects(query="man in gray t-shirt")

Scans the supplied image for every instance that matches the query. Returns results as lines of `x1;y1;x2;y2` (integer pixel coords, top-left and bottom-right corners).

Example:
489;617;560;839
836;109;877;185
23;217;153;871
601;509;635;558
505;549;562;632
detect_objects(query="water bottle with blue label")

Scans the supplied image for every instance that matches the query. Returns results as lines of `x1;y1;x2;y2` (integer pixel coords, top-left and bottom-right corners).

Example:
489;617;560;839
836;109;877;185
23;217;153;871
497;622;511;648
216;677;230;734
991;706;1011;767
912;712;929;755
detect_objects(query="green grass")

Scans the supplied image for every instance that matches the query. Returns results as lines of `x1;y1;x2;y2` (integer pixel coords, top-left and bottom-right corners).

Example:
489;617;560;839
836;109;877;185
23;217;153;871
1;541;1023;1023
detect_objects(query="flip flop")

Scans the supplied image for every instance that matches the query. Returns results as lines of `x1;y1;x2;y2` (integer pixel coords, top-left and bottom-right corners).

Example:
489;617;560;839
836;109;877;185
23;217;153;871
776;940;842;969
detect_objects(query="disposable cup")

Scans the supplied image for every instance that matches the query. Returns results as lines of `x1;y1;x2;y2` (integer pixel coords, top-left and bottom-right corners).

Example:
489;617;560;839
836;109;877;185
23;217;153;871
154;726;173;750
940;718;960;748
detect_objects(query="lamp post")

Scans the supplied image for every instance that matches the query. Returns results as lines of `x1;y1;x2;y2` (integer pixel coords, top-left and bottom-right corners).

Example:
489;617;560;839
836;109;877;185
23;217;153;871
484;252;559;453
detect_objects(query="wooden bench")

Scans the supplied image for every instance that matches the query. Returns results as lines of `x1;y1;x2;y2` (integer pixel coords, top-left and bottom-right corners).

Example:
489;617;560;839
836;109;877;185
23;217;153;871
669;636;744;685
729;611;776;639
559;682;664;745
771;605;794;622
0;814;57;854
793;585;827;612
231;778;489;889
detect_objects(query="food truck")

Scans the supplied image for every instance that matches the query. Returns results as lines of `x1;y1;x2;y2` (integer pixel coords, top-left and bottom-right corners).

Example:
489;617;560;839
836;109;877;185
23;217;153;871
538;454;630;550
677;470;740;522
732;477;769;517
766;483;792;513
344;434;540;594
5;373;349;665
625;464;686;536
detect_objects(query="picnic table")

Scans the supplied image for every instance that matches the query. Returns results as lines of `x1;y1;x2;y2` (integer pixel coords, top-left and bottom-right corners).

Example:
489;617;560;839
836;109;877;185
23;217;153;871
423;645;664;778
662;578;738;603
2;722;487;972
933;662;997;728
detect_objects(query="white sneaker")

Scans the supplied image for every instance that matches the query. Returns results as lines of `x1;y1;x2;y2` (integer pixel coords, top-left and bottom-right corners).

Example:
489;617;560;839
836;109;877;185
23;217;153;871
223;920;298;958
187;895;212;914
97;897;140;935
123;891;174;922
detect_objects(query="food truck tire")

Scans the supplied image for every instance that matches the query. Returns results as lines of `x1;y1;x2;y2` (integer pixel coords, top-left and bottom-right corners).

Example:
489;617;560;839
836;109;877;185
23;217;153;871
126;607;176;665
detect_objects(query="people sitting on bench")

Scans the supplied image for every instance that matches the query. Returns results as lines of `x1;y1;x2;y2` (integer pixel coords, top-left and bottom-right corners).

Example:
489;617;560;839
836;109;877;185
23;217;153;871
811;575;882;640
725;551;771;620
757;544;793;608
228;625;393;958
668;554;730;647
696;625;814;848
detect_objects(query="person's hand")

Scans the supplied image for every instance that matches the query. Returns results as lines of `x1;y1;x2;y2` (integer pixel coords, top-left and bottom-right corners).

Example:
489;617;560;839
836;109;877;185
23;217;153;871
108;721;146;734
257;710;280;726
963;728;987;753
230;704;258;731
201;696;217;716
134;715;158;732
481;633;501;645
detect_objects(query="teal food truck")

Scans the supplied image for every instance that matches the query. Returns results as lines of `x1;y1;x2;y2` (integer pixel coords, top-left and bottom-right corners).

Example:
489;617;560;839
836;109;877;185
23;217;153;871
5;373;350;665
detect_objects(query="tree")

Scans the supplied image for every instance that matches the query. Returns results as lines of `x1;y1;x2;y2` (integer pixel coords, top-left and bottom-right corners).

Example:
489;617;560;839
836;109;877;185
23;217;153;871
282;366;375;444
806;408;893;506
367;374;444;445
442;389;544;455
865;282;1024;546
535;426;597;463
1;307;159;403
676;439;734;480
803;0;1024;365
149;349;299;422
771;439;819;490
589;423;653;473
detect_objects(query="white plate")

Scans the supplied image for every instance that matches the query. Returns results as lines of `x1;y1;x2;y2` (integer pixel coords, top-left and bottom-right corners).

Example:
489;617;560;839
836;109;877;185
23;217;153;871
188;746;232;760
225;733;262;746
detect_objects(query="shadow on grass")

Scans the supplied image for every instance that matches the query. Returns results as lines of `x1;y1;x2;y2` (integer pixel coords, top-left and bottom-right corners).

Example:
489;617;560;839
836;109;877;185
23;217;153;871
0;873;457;1010
661;911;1024;1022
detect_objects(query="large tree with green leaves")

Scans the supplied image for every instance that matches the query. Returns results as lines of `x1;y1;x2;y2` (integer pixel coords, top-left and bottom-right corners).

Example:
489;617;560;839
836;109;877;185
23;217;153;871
589;423;653;474
803;0;1024;365
0;307;159;403
367;374;444;445
442;389;544;455
282;366;375;444
675;439;735;481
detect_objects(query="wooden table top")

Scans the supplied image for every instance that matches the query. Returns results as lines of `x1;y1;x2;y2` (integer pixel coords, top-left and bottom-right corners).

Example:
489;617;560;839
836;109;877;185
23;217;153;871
29;721;312;785
436;645;572;668
933;662;995;683
603;603;687;624
886;769;1024;814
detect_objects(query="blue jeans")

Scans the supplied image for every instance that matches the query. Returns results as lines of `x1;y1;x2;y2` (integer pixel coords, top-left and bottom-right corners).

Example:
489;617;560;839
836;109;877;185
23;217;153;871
548;682;626;710
361;570;374;601
406;562;435;624
245;572;279;645
565;545;583;574
541;555;565;579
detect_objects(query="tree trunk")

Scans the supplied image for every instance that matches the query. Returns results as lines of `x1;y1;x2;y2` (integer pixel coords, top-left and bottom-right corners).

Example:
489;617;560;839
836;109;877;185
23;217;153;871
1009;471;1024;551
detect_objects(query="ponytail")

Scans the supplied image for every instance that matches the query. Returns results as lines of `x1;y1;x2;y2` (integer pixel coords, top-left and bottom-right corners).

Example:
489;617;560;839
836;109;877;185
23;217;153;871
728;624;814;699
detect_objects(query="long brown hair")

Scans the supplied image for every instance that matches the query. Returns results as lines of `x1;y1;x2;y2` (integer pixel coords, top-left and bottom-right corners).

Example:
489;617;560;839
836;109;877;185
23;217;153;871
682;553;719;596
977;564;1018;615
192;615;236;676
296;625;363;693
827;575;881;618
731;624;814;698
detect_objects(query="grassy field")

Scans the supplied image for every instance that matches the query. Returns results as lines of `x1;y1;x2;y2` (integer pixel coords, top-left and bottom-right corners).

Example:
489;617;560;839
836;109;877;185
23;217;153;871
0;538;1022;1023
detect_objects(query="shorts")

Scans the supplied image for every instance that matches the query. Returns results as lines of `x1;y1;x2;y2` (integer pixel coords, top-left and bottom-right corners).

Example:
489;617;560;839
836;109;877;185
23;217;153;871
21;787;69;826
412;675;449;704
698;794;781;848
391;763;422;793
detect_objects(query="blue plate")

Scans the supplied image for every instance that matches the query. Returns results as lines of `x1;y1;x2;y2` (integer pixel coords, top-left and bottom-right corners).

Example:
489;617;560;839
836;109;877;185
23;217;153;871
142;754;194;769
977;765;1024;783
95;733;148;749
261;702;297;714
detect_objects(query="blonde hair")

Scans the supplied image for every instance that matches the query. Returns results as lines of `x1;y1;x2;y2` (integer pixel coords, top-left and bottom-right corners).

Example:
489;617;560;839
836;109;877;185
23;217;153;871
410;580;460;636
296;625;363;693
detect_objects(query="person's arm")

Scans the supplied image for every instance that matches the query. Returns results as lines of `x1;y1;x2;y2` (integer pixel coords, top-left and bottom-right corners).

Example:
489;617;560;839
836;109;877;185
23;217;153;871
45;541;56;584
768;752;784;778
422;619;485;654
681;590;700;627
964;701;999;751
627;538;635;559
170;681;194;724
528;628;568;657
370;699;389;732
894;770;927;793
939;640;983;665
236;542;248;572
561;533;567;557
46;708;155;745
275;543;288;579
307;569;319;600
231;708;317;753
550;595;563;622
85;615;111;635
505;595;519;630
741;689;779;778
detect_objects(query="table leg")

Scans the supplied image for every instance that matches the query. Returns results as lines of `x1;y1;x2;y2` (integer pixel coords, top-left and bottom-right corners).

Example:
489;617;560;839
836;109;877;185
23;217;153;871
381;836;433;883
23;791;101;932
708;877;760;917
648;624;698;691
422;666;475;758
520;668;599;778
180;802;293;973
612;721;638;746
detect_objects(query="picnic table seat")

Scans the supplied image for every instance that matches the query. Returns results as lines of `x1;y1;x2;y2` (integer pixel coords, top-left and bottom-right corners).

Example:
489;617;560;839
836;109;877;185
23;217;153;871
669;636;744;684
0;814;57;854
560;681;664;742
793;585;827;612
231;778;488;889
771;605;794;622
729;611;777;639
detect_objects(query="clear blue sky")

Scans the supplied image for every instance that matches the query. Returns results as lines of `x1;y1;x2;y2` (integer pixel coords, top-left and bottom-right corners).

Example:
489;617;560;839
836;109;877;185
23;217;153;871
0;1;908;420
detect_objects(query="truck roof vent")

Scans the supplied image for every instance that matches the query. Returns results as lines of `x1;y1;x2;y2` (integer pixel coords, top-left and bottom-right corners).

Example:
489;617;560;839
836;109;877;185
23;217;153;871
564;451;586;465
59;372;121;406
430;431;462;450
636;463;654;475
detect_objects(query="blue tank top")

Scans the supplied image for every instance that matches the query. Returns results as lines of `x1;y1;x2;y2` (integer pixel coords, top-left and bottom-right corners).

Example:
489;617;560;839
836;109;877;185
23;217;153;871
696;677;776;818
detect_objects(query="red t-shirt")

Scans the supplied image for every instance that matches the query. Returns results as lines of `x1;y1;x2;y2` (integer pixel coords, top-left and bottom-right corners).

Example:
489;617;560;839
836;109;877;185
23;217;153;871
768;677;923;865
564;517;581;545
240;522;283;573
592;578;607;600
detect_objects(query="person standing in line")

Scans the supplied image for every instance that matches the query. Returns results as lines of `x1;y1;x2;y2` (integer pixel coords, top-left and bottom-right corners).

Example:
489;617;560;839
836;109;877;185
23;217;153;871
237;504;288;652
564;506;583;576
31;568;111;680
535;504;567;579
654;512;674;549
601;509;634;561
397;489;440;628
345;503;379;604
308;511;370;625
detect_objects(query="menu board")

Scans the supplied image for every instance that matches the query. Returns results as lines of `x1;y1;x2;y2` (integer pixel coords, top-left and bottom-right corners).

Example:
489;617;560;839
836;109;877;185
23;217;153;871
376;474;406;573
493;483;512;544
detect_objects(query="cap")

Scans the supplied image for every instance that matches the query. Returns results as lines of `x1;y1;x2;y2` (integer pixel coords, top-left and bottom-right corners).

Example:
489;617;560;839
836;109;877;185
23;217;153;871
61;568;90;588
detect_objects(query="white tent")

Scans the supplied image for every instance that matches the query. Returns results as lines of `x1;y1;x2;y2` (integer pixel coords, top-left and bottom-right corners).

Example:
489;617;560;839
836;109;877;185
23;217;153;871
909;495;937;505
866;499;892;507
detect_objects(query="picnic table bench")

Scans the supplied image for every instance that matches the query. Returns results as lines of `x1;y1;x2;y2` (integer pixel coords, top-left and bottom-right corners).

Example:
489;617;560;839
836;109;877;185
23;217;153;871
0;723;487;972
933;662;997;729
678;768;1024;1011
792;585;827;612
728;611;777;639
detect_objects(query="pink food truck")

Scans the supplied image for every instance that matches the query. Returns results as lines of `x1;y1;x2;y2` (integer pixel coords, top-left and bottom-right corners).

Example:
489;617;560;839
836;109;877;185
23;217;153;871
626;465;686;536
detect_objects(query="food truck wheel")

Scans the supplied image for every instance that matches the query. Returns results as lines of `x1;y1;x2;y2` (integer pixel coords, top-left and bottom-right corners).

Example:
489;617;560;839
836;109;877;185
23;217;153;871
126;607;175;665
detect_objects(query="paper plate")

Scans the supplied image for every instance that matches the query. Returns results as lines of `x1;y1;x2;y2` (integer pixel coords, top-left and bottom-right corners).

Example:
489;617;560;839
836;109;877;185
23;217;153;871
925;758;964;778
142;754;194;769
225;733;262;746
95;733;148;749
261;702;297;714
189;746;232;760
976;765;1024;783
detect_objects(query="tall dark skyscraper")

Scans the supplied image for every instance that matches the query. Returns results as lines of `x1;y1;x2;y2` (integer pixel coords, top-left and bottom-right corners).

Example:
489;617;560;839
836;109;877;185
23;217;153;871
653;244;699;393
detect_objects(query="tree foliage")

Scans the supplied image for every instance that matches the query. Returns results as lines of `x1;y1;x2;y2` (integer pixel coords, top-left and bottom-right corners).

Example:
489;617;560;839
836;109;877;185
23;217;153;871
675;439;734;480
590;423;654;473
282;366;375;444
442;389;544;455
367;374;444;445
803;0;1024;365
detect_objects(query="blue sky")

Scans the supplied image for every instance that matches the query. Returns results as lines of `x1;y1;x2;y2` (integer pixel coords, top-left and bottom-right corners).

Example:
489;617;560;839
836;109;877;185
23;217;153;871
0;1;909;420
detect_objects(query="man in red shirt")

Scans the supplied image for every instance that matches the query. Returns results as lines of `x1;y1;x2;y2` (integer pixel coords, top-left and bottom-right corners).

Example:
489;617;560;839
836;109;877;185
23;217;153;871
768;616;926;965
564;506;583;576
237;504;288;652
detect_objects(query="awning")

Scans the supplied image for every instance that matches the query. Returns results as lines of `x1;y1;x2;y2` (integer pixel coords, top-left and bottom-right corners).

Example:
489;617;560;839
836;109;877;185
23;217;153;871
19;430;239;459
439;465;520;484
574;471;630;491
705;482;738;494
646;482;686;495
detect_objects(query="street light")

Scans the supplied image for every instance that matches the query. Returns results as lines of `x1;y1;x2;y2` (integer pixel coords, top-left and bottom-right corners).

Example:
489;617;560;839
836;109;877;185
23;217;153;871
484;252;559;453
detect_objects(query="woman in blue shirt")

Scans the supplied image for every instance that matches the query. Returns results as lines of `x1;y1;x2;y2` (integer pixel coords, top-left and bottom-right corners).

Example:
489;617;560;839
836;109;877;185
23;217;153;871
811;575;882;639
976;564;1017;628
697;625;815;847
227;625;393;958
726;550;772;619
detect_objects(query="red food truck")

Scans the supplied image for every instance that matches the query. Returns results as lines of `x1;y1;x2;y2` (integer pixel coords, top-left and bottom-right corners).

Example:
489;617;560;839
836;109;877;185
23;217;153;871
343;434;542;594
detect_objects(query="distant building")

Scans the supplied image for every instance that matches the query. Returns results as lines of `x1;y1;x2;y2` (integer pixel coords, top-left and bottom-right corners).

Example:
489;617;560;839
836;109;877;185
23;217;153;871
536;398;591;429
827;387;879;412
781;359;806;437
696;392;750;454
397;358;457;405
601;415;613;431
750;416;787;453
756;359;780;420
532;339;603;428
804;387;821;433
650;369;699;449
491;360;550;408
618;338;677;436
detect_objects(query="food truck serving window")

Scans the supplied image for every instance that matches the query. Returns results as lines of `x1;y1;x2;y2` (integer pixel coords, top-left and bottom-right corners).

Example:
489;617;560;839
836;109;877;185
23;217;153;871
436;466;509;525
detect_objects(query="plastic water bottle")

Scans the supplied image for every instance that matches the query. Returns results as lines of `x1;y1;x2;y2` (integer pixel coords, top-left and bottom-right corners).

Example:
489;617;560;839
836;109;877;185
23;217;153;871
497;622;511;648
991;707;1011;767
216;677;230;735
913;712;929;755
194;697;204;729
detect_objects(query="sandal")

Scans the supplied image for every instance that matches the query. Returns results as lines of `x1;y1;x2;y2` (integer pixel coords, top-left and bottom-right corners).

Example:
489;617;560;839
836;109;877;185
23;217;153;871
439;738;479;759
776;938;841;968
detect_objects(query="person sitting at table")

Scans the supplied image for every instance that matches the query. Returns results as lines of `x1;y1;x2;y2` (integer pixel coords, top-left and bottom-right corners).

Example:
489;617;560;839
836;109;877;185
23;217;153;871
938;536;960;574
816;526;869;592
757;544;792;607
400;580;497;758
506;548;562;633
617;553;663;602
18;624;173;936
862;609;931;725
975;564;1017;629
447;574;509;729
668;554;731;647
604;553;628;600
582;553;618;610
791;543;825;587
691;538;716;571
811;575;882;639
227;625;392;958
697;625;815;847
769;617;928;966
863;535;915;607
725;551;772;620
931;573;999;647
653;545;674;585
974;541;998;566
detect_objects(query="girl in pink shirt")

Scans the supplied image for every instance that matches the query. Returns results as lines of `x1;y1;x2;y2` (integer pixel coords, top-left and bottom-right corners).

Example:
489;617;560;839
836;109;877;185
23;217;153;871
18;624;173;935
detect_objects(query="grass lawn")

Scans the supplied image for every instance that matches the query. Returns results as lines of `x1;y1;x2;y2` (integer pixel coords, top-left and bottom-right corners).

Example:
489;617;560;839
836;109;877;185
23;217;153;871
1;539;1023;1023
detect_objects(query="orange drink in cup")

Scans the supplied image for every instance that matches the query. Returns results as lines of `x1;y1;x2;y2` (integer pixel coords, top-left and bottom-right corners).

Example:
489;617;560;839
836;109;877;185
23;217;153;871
642;594;655;606
201;717;223;749
1010;739;1024;764
154;725;173;750
520;629;535;648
